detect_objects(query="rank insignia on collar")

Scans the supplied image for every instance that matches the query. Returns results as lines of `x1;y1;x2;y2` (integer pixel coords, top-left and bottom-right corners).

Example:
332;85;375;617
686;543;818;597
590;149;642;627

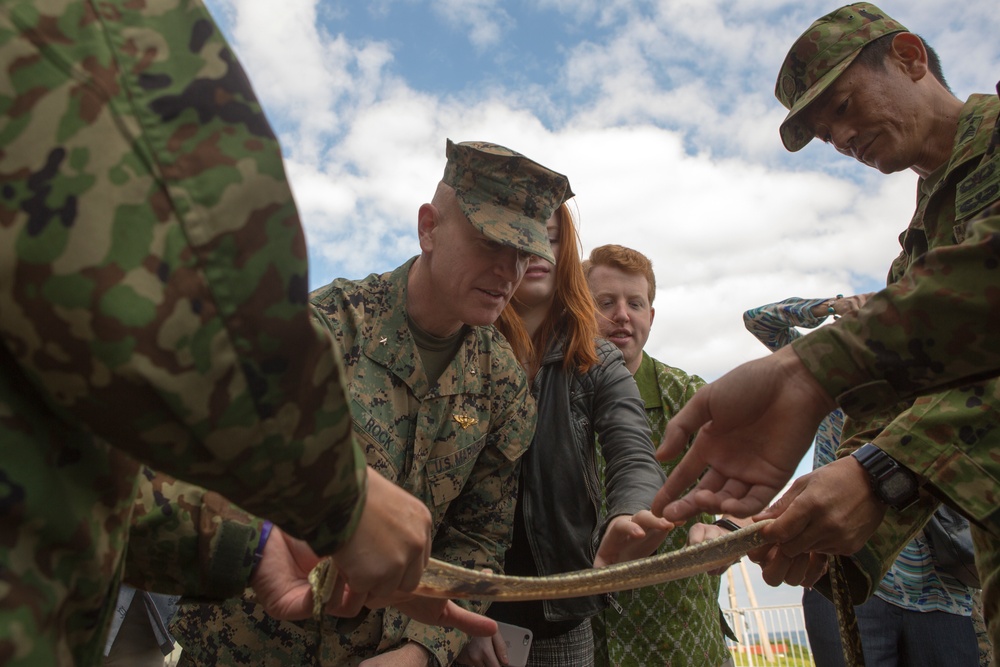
379;336;388;345
453;414;478;429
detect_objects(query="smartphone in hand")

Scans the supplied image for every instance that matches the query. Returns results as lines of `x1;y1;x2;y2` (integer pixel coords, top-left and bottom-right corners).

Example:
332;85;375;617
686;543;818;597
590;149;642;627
496;621;533;667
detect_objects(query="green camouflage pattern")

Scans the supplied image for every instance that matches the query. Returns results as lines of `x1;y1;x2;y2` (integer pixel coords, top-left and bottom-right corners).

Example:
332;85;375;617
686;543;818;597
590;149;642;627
972;525;1000;667
775;3;906;151
0;0;368;663
795;212;1000;659
125;468;264;600
593;353;730;667
816;93;1000;603
443;139;573;264
792;106;1000;627
172;259;536;666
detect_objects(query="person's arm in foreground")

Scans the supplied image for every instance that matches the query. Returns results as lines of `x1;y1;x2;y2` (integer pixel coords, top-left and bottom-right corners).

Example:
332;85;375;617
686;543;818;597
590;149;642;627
653;206;1000;524
0;0;453;616
126;469;495;635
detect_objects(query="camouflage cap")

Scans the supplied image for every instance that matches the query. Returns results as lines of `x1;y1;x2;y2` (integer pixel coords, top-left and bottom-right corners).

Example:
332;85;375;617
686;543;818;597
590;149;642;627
442;139;573;263
775;3;907;152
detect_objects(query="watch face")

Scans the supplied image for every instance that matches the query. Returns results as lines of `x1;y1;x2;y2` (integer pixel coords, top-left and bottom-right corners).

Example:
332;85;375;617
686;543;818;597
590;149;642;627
881;472;915;503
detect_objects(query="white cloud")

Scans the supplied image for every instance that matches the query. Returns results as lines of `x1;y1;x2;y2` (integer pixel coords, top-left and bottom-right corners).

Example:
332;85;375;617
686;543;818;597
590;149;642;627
430;0;513;49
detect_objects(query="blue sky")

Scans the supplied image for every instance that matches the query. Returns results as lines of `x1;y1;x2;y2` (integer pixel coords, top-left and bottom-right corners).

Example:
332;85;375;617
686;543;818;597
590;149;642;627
202;0;1000;608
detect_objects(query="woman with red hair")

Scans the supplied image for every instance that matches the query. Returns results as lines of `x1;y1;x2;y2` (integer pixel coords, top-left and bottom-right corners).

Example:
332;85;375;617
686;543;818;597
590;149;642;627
458;202;670;667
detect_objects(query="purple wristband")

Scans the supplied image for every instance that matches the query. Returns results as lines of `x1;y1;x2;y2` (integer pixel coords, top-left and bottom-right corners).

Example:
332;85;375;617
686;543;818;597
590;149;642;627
252;521;273;573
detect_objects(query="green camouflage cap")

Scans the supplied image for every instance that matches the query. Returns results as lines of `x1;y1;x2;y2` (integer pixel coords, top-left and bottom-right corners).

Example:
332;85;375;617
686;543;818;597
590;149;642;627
442;139;573;263
775;3;907;152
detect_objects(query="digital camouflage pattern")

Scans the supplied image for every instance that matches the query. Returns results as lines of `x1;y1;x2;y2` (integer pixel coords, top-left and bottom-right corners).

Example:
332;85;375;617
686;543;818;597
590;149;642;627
775;3;906;151
0;0;368;664
593;353;731;667
172;259;536;666
443;139;573;264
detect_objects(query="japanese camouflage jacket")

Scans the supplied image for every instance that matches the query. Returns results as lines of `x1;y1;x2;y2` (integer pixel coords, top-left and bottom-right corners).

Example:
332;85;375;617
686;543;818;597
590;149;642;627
794;93;1000;602
0;1;368;664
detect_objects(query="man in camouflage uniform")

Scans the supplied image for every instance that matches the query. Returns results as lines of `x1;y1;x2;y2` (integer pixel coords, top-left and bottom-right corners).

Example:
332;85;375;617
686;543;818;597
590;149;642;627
652;5;1000;659
730;0;1000;618
172;139;572;666
769;0;1000;639
584;245;734;667
655;210;1000;660
0;1;493;665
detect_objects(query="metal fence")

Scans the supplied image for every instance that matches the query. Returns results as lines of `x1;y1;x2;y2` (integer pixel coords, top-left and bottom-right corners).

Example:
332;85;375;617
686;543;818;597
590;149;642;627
723;603;814;666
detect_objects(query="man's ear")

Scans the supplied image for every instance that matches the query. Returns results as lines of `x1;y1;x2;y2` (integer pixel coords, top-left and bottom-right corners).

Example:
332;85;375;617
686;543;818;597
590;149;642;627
649;306;655;328
889;32;929;82
417;203;438;252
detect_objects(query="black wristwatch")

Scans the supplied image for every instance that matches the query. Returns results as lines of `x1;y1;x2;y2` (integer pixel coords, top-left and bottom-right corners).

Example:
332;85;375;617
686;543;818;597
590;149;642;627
850;443;920;510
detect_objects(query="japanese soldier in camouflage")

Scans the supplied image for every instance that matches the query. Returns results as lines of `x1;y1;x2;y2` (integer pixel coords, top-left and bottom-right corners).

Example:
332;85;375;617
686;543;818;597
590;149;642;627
656;3;1000;662
0;1;490;664
172;139;573;666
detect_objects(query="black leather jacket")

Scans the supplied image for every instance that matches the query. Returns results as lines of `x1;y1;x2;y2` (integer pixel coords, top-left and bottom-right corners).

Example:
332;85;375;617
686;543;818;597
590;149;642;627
499;337;666;624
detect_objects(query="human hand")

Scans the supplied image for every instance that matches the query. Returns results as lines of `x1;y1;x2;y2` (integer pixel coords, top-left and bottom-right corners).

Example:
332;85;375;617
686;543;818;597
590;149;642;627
249;524;322;621
455;631;507;667
809;293;875;319
754;456;887;558
651;346;835;523
359;640;432;666
249;525;496;636
747;544;829;588
687;521;743;575
329;466;433;616
593;511;673;568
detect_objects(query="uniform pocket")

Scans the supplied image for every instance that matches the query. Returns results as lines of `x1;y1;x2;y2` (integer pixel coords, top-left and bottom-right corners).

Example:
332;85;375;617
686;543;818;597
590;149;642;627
425;433;487;507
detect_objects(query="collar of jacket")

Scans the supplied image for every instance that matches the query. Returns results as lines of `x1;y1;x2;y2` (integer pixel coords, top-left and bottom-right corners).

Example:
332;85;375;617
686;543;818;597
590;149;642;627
362;257;490;400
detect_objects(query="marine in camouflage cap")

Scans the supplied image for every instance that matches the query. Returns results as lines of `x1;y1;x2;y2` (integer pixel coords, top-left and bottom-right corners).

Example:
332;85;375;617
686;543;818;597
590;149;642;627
775;3;907;151
442;139;573;264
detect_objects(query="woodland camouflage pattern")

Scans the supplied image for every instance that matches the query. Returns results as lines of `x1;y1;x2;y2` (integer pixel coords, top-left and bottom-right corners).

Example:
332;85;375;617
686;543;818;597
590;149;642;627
0;0;367;664
443;139;573;264
775;2;906;151
172;260;536;666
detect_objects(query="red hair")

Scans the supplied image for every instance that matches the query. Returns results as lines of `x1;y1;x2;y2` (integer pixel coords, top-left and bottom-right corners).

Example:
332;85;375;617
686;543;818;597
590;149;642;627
498;202;599;375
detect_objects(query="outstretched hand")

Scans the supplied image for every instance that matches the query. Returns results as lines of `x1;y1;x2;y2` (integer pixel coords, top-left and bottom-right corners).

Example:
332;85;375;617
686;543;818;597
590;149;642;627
593;510;673;568
651;346;835;523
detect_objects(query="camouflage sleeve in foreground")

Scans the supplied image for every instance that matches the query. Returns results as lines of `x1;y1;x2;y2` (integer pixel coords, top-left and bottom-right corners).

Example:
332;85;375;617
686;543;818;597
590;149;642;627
792;203;1000;418
812;412;941;604
124;468;265;600
0;0;365;555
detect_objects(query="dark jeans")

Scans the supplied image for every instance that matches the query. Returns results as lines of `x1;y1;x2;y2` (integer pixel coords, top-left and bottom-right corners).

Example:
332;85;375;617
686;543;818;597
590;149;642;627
803;587;978;667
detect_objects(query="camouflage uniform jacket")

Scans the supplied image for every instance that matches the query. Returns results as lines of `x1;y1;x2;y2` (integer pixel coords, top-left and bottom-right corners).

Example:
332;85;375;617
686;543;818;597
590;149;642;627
173;258;536;666
793;115;1000;554
593;352;730;667
0;1;367;664
813;93;1000;601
